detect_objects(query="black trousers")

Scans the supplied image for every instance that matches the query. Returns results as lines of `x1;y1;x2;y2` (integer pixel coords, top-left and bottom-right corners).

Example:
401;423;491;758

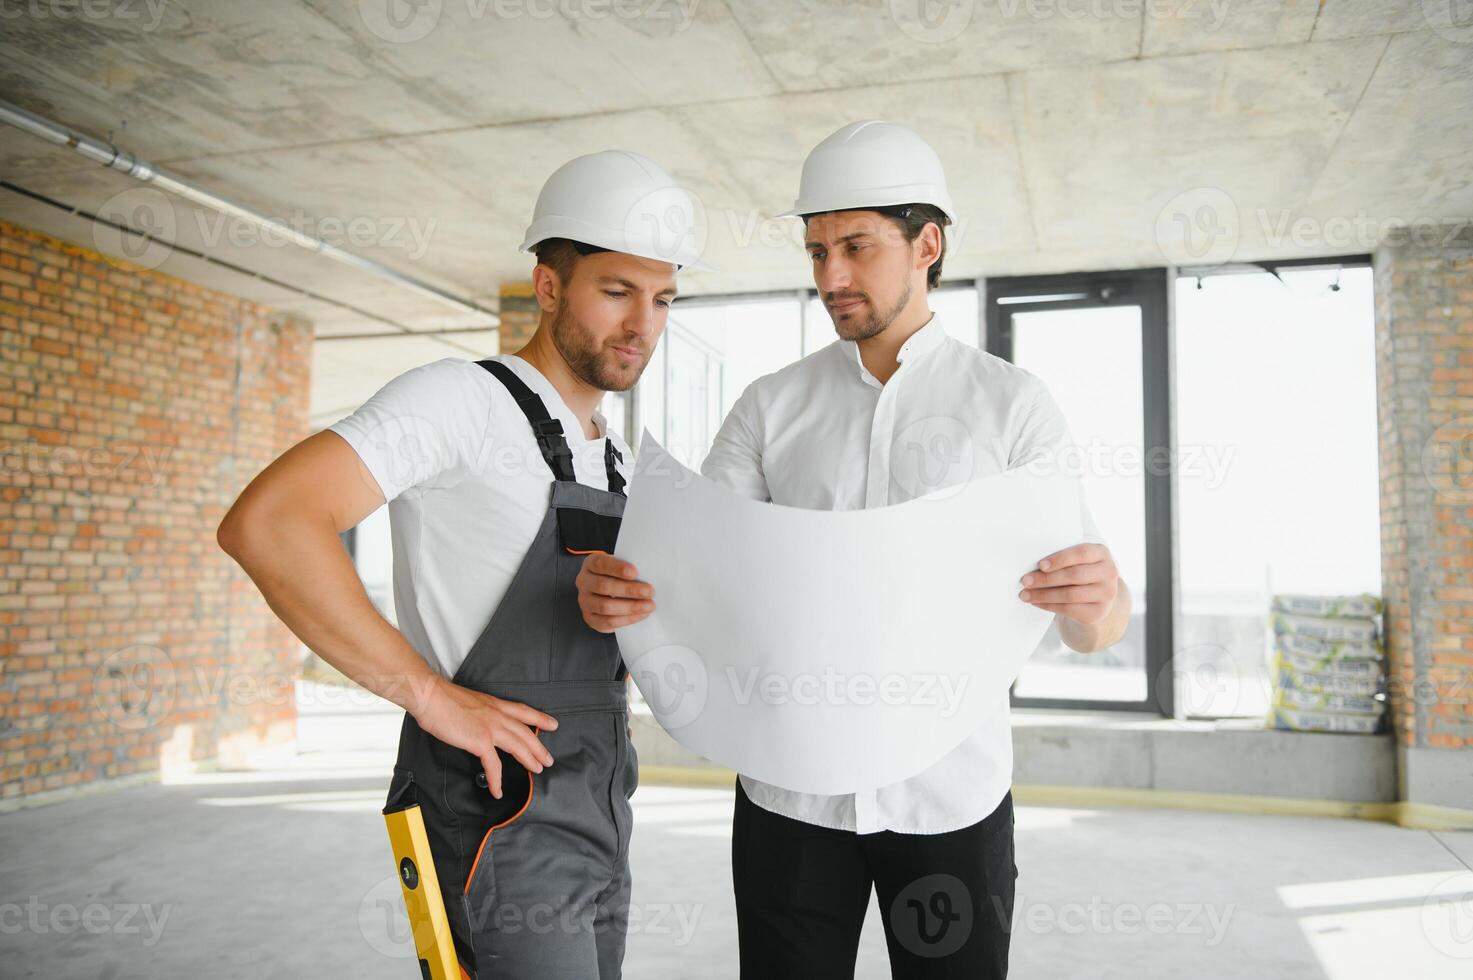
732;778;1016;980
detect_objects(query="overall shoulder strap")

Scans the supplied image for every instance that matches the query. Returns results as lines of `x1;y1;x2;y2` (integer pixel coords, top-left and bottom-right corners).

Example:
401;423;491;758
476;359;626;495
476;359;576;483
604;439;627;497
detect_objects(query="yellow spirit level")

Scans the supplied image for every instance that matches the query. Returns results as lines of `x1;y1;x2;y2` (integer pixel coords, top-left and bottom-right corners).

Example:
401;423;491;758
383;801;462;979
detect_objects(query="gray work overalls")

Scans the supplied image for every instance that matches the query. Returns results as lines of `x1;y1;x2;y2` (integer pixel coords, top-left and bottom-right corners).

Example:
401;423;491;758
383;359;639;979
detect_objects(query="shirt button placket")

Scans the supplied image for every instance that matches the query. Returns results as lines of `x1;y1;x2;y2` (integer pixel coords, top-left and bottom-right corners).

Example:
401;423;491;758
858;364;901;835
854;788;877;834
866;377;901;509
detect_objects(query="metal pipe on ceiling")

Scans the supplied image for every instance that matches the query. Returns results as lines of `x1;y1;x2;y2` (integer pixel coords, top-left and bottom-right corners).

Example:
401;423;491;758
0;98;498;326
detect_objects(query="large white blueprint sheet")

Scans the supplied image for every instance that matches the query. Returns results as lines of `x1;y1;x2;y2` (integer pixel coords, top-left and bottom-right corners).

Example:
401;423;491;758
615;432;1085;795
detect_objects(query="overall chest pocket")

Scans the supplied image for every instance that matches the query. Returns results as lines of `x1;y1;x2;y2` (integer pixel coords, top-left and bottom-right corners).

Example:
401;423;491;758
556;506;621;555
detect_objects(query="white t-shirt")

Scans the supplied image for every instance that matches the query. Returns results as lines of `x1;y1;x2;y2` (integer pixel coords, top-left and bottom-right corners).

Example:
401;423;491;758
327;355;632;679
702;312;1104;835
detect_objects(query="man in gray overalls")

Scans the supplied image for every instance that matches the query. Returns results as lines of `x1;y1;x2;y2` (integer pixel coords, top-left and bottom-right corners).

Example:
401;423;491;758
381;355;638;978
381;153;704;978
218;149;703;980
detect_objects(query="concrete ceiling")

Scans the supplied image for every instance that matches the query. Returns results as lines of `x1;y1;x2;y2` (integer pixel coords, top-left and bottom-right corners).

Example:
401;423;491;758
1;0;1470;424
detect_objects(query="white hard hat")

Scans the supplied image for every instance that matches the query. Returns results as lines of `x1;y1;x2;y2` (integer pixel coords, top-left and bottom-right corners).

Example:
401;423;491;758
520;150;709;270
778;120;957;224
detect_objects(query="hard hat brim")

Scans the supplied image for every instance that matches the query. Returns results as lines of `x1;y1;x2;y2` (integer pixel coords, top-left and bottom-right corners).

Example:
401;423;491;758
776;191;957;225
520;215;713;272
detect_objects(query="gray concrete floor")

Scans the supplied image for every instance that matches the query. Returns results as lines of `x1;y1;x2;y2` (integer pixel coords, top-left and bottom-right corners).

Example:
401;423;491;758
2;684;1470;979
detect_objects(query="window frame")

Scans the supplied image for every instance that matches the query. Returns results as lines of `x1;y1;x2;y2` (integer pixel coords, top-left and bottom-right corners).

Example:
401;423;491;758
985;268;1174;716
635;256;1375;720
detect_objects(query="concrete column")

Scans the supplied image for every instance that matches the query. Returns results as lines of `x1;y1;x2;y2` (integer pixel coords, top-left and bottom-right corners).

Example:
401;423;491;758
1374;221;1473;812
497;282;539;355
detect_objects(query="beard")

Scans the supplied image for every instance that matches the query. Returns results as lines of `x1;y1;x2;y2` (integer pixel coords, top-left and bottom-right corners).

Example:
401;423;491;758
828;278;913;342
550;296;647;392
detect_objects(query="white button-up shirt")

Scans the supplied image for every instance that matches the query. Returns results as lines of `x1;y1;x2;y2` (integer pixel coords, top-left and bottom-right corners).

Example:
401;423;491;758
700;312;1102;835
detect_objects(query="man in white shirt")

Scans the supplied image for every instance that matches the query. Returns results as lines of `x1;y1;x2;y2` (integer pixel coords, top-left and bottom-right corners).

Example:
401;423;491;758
219;150;703;979
577;122;1131;978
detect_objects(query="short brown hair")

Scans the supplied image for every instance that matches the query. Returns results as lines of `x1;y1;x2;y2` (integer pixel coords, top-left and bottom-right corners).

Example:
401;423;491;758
883;204;949;290
803;204;950;290
533;237;611;284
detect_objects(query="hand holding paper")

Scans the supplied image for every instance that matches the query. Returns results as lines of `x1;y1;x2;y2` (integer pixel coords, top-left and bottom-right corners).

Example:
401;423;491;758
1019;542;1122;625
578;552;656;633
608;431;1086;796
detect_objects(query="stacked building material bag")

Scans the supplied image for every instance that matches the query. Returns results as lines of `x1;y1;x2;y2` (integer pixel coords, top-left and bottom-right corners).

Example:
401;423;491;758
1267;594;1387;734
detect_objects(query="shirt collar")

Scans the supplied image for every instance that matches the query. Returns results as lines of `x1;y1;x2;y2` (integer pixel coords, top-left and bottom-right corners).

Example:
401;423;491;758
844;312;947;387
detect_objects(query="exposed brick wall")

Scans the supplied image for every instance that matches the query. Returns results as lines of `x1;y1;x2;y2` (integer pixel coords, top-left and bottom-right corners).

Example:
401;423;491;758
0;220;312;802
1375;222;1473;771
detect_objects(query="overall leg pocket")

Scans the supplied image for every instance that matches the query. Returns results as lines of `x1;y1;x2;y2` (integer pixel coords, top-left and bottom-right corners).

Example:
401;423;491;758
462;746;539;896
384;765;416;811
459;718;569;915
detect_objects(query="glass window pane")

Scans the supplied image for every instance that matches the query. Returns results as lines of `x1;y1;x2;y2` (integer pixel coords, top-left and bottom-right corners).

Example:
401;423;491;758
637;297;802;467
1009;305;1150;703
672;299;801;421
804;296;834;355
930;286;980;347
1174;267;1381;718
601;390;628;446
635;341;665;446
663;329;714;469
